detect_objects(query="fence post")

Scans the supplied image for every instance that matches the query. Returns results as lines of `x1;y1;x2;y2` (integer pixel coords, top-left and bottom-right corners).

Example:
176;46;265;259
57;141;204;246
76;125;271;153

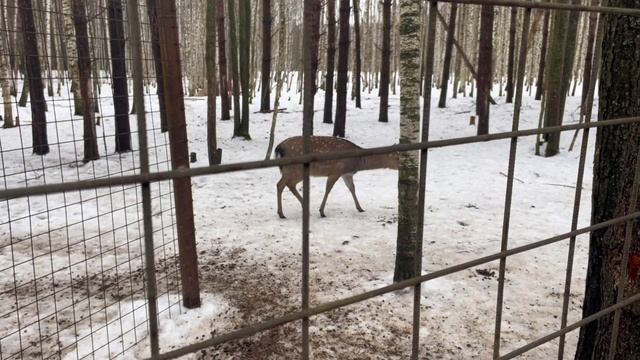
155;0;201;308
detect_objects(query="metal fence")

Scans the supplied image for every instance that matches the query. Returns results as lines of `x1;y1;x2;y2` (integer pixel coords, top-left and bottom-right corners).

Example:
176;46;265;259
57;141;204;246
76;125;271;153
0;1;182;358
1;0;640;359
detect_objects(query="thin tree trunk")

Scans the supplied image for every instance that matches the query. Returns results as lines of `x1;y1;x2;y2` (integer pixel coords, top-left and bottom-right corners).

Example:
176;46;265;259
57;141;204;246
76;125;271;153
19;0;48;154
378;0;391;122
333;0;350;137
303;0;321;130
265;0;286;160
505;7;517;103
542;2;570;157
260;0;271;112
476;4;494;135
1;15;14;128
534;10;550;101
72;0;98;162
228;0;241;136
207;0;221;165
437;3;457;109
352;0;362;108
216;0;231;120
323;0;336;124
107;0;131;152
146;0;168;132
580;9;598;108
237;0;251;139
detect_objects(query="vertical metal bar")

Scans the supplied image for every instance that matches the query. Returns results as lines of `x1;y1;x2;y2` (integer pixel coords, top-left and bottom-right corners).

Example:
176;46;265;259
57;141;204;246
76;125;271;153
557;9;604;360
493;6;531;359
301;115;311;357
412;1;437;359
127;0;160;357
156;0;201;309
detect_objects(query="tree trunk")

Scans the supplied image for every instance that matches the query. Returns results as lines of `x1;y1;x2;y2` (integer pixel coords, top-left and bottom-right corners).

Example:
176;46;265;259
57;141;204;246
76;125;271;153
107;0;131;152
476;4;494;136
63;0;82;116
437;3;457;109
206;0;222;165
333;0;350;137
378;0;391;122
580;9;597;109
228;0;242;136
265;0;286;159
303;0;321;130
72;0;99;162
0;16;14;128
237;0;251;139
505;7;517;103
146;0;168;132
575;2;640;358
216;0;231;121
352;0;362;108
260;0;271;112
394;0;422;282
542;2;570;157
534;10;550;101
323;0;336;124
19;0;48;154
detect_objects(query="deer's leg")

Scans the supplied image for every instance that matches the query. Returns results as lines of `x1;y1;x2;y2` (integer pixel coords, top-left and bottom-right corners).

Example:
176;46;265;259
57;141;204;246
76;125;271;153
319;175;340;218
287;183;304;204
277;177;287;219
342;174;364;212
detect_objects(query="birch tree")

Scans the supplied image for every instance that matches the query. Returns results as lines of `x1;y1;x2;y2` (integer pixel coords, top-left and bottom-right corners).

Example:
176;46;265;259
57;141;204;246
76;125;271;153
394;0;421;281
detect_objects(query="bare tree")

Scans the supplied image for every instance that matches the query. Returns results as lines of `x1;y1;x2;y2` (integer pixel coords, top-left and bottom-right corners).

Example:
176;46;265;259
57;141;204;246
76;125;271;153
476;4;494;135
333;0;350;137
72;0;99;162
323;0;336;124
378;0;391;122
19;0;49;154
107;0;131;152
260;0;272;112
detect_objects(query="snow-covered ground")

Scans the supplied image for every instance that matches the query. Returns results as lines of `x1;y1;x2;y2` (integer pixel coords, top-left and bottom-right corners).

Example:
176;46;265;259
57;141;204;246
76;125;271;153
1;81;595;359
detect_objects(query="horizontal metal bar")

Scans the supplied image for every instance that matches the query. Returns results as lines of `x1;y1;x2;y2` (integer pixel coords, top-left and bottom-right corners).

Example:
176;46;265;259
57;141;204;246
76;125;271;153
500;292;640;359
151;211;640;360
2;116;640;201
439;0;640;16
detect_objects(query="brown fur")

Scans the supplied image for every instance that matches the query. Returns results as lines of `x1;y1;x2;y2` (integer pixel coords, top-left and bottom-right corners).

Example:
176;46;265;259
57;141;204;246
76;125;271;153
275;136;398;218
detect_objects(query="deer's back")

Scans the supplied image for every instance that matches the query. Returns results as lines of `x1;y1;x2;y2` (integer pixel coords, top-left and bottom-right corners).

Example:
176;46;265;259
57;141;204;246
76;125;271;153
275;136;363;178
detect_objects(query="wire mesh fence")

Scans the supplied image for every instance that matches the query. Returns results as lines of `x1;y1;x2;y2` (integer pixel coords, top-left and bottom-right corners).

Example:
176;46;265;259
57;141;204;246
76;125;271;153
0;1;181;358
1;0;640;359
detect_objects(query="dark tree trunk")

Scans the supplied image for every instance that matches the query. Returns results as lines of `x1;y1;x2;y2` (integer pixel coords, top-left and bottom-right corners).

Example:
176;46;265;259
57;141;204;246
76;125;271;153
378;0;391;123
303;0;321;129
580;11;597;108
534;10;550;101
146;0;168;132
476;4;494;136
107;0;131;152
206;0;221;165
72;0;99;162
260;0;271;112
216;0;231;120
505;7;517;103
228;0;241;136
437;3;457;109
352;0;361;108
576;2;640;358
333;0;350;137
19;0;48;155
237;0;251;139
323;0;336;124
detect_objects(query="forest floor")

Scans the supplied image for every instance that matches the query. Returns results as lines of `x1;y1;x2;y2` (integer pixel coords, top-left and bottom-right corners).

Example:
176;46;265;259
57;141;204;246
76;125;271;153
1;82;595;359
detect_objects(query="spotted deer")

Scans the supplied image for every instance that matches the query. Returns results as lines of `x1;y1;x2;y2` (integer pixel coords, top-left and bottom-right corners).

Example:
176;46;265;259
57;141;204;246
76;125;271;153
275;136;399;218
